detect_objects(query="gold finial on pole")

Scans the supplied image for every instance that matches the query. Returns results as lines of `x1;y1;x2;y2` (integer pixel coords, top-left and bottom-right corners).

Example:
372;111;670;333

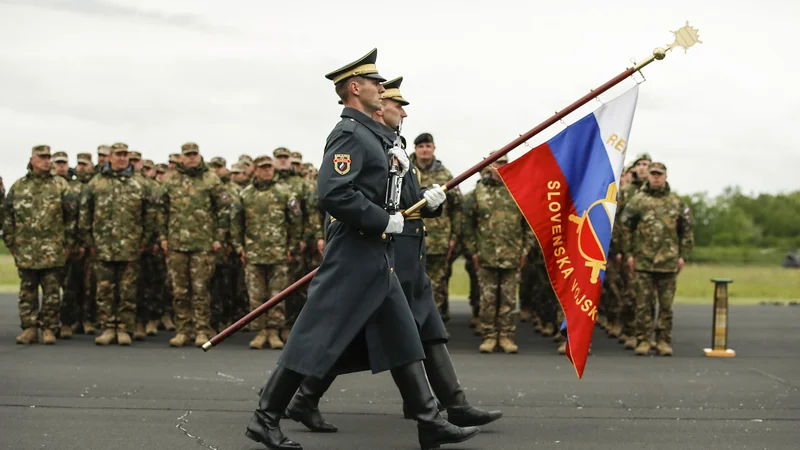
632;21;701;72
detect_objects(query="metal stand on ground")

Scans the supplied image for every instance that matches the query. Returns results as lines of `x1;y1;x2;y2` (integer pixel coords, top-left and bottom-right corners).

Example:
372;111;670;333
704;278;736;357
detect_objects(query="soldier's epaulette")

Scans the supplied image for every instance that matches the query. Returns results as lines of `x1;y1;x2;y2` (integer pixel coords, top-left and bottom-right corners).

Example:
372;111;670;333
341;119;357;134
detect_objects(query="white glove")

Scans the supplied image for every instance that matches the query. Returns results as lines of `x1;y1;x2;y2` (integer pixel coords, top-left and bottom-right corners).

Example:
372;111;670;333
389;146;409;177
424;184;447;210
383;213;405;234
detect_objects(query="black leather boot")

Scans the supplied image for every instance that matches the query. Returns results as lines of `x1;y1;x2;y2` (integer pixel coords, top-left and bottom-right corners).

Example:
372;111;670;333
245;366;304;450
286;375;338;432
391;360;480;450
424;343;503;427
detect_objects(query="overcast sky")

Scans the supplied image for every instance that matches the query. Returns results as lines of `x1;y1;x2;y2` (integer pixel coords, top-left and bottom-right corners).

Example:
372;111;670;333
1;0;797;197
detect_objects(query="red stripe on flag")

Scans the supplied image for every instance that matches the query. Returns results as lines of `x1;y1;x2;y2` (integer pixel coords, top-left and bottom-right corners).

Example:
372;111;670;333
498;143;599;379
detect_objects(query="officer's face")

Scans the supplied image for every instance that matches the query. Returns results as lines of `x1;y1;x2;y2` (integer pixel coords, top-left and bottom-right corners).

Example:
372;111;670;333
382;99;406;130
169;162;176;171
635;159;650;180
255;165;274;181
157;172;168;183
131;159;143;171
98;154;108;166
490;160;507;180
273;155;291;170
233;172;248;183
355;78;384;113
414;142;435;162
77;162;91;174
144;167;157;179
214;167;229;178
182;152;201;168
649;171;666;189
54;161;69;176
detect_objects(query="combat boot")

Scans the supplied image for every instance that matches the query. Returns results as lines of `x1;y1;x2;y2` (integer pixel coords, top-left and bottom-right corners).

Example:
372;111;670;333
597;315;608;330
519;310;532;323
83;320;96;335
286;375;338;432
95;329;116;346
249;330;268;349
469;316;480;329
618;333;629;344
623;336;637;350
133;323;146;341
117;330;132;346
479;337;497;353
533;321;544;334
161;314;176;331
656;340;673;356
607;323;622;338
169;333;188;347
634;340;651;356
245;366;305;450
145;320;159;336
195;332;209;348
16;327;39;344
498;335;518;354
60;325;73;340
558;341;567;355
267;329;285;350
390;361;480;450
423;344;502;428
540;323;555;337
42;329;57;345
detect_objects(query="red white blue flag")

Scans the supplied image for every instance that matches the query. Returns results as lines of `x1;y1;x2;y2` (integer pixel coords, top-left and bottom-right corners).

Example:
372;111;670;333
498;85;639;378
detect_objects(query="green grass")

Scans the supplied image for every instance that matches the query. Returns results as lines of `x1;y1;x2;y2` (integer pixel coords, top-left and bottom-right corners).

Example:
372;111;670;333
447;258;800;304
0;255;18;292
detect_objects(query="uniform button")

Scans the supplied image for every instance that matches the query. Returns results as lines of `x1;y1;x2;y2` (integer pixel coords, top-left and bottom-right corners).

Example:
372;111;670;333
390;267;394;273
415;228;419;233
381;233;387;239
419;255;423;260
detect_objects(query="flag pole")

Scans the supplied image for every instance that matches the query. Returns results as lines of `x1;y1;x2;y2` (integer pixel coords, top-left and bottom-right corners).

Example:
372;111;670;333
204;25;699;351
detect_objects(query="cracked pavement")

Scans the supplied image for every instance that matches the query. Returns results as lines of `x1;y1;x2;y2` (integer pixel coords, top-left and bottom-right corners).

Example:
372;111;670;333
0;294;798;449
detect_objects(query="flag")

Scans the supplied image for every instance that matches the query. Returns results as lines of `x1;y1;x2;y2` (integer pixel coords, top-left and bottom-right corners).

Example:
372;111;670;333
498;85;639;378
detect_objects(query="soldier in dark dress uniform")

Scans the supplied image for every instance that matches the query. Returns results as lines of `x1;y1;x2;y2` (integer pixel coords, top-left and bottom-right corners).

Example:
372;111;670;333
285;76;503;436
244;49;479;450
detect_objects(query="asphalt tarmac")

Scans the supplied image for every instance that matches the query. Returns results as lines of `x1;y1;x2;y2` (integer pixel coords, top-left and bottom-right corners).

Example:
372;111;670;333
1;294;798;450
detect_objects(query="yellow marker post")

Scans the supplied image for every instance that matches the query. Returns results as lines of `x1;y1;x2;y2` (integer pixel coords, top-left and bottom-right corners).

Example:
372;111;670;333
704;278;736;357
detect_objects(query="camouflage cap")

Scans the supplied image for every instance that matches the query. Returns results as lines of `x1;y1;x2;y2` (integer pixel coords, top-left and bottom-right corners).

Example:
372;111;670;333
649;162;667;174
302;162;313;169
111;142;129;154
52;151;68;163
156;163;169;174
77;152;93;165
181;142;199;154
633;152;652;164
238;158;252;167
239;154;253;162
32;145;51;156
230;162;247;173
169;153;181;163
290;151;303;164
209;157;226;168
254;155;273;167
488;150;509;163
97;145;111;156
273;147;291;158
142;159;155;169
128;151;142;161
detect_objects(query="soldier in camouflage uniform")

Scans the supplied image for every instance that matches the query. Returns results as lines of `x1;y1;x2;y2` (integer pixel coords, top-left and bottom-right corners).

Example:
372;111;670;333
168;154;181;174
4;145;78;345
621;162;694;356
81;143;155;346
158;142;229;348
228;162;251;321
51;151;84;339
409;133;462;324
208;157;238;331
460;172;489;332
232;155;302;349
272;147;310;342
153;163;175;332
464;152;532;353
74;152;97;334
140;159;165;336
96;145;110;172
614;152;651;349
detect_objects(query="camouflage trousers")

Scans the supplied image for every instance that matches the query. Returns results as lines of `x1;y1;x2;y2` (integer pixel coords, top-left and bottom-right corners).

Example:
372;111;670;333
245;264;289;331
167;251;215;335
426;254;451;323
233;260;249;319
531;263;560;327
600;257;624;324
18;268;63;330
619;264;637;336
159;253;173;320
478;267;519;338
59;254;85;326
137;251;163;322
464;256;480;317
283;257;307;329
82;253;97;325
95;260;139;332
211;263;235;328
634;271;677;344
